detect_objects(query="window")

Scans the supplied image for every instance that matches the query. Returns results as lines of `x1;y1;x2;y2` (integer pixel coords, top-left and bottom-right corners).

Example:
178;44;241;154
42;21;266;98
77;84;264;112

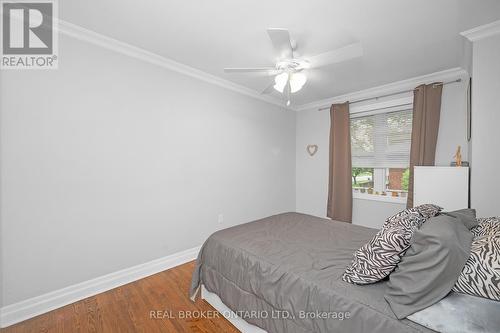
351;108;412;202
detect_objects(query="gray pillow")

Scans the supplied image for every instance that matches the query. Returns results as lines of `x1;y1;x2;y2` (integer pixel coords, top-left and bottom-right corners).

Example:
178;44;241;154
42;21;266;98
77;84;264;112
443;208;477;230
385;214;473;319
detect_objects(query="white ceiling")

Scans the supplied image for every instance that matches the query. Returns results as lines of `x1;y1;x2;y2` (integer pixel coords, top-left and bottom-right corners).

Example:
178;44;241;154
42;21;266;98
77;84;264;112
61;0;500;106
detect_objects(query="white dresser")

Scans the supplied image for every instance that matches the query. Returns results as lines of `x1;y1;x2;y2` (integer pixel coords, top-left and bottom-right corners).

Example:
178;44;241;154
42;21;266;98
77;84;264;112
413;166;469;211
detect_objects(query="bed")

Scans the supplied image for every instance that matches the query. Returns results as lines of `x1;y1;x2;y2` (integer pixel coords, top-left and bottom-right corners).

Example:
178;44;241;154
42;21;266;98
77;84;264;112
190;212;436;333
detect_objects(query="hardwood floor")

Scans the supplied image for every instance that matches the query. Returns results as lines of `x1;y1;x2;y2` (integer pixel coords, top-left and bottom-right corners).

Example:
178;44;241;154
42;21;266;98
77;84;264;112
2;261;240;333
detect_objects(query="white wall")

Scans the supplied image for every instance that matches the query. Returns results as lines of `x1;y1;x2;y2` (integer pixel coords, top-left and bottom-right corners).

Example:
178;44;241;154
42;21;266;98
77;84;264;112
0;35;296;306
470;33;500;217
435;78;470;166
295;77;469;228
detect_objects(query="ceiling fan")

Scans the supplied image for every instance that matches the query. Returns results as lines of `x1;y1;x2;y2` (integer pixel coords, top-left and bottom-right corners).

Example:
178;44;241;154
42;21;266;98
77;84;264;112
224;28;363;106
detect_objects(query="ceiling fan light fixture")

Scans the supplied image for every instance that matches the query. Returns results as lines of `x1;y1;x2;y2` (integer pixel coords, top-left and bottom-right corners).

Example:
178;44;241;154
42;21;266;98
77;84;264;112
273;72;307;94
273;72;289;93
290;72;307;93
224;28;363;102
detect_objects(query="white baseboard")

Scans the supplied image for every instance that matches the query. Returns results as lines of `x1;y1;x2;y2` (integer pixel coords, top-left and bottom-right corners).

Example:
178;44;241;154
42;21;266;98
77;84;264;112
0;246;201;328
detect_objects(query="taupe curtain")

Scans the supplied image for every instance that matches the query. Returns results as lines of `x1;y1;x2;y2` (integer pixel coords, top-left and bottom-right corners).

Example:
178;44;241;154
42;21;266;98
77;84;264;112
407;83;443;208
327;102;352;222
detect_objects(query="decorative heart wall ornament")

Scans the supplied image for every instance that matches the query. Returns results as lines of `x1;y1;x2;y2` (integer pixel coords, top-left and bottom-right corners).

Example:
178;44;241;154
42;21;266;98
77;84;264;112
307;144;318;156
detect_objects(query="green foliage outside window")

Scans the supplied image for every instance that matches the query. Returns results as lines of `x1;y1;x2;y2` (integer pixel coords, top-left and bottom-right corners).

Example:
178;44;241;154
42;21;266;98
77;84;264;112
401;168;410;191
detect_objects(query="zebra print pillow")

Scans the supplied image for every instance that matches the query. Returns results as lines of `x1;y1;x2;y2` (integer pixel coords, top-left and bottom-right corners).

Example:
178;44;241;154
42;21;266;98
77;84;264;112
343;212;426;284
343;205;441;285
383;204;442;228
453;217;500;301
471;217;500;237
415;203;444;219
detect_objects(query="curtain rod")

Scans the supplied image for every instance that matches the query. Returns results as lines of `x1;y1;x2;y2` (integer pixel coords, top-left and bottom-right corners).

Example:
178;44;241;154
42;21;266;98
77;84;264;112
317;78;462;111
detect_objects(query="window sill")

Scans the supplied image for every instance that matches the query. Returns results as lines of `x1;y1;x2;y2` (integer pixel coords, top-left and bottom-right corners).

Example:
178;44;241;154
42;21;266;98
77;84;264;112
353;192;407;204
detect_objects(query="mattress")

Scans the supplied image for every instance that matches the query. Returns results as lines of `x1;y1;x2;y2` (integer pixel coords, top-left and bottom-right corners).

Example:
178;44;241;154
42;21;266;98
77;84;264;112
190;212;435;333
408;291;500;333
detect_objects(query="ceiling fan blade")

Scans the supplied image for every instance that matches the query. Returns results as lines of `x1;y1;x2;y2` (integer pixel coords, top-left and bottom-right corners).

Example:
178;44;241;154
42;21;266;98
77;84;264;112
224;67;277;73
261;81;276;95
267;28;294;60
308;42;363;68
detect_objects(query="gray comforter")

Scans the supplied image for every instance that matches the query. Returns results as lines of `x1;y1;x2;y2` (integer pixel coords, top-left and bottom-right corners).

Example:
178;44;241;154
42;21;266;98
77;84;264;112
190;212;435;333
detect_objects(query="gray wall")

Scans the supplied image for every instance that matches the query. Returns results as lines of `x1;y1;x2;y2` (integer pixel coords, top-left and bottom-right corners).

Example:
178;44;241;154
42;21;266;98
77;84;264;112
0;35;296;306
295;78;470;228
470;33;500;217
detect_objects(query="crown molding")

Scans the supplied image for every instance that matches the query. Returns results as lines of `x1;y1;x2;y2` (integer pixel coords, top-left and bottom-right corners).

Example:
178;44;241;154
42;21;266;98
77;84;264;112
294;67;469;112
55;20;289;110
54;20;472;113
461;20;500;42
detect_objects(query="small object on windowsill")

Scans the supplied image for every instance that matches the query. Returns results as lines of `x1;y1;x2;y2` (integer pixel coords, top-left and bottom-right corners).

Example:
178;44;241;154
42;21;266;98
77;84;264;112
375;191;380;195
450;161;469;167
381;192;387;196
392;191;399;197
453;146;462;166
360;188;366;193
367;188;373;195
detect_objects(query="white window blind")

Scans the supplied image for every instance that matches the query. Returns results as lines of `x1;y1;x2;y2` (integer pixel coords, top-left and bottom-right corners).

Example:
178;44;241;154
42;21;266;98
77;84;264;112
350;109;413;168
